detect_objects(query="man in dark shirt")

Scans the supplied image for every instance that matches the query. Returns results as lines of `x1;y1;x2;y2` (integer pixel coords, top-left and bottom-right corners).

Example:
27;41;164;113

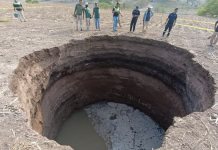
210;20;218;46
130;6;140;32
162;8;178;37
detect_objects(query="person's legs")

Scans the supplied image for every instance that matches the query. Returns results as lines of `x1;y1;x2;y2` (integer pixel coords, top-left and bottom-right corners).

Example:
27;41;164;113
86;18;90;31
133;18;138;32
130;18;134;32
79;15;82;31
214;32;218;45
163;23;169;37
143;21;145;31
17;10;25;22
98;18;100;30
167;24;173;37
96;18;100;30
113;16;118;32
146;21;149;30
210;32;217;45
95;18;97;29
76;15;79;31
17;11;22;22
118;16;122;27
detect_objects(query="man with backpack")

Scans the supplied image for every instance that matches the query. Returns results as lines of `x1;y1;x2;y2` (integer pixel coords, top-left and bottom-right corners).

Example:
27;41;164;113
130;6;140;32
13;0;26;22
74;0;84;31
93;2;100;31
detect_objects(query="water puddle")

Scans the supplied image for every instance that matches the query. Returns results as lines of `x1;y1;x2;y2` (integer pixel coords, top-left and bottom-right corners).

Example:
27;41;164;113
55;109;107;150
56;102;165;150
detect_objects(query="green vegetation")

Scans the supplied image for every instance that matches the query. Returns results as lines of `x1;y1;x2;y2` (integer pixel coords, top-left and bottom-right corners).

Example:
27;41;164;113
198;0;218;17
99;0;112;9
25;0;39;3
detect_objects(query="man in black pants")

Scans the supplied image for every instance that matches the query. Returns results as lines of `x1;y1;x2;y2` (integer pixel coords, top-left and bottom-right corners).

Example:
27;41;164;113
162;8;178;37
130;6;140;32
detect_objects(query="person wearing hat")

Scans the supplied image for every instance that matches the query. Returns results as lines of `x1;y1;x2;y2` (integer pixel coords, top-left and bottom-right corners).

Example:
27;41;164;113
112;2;121;32
143;7;153;32
130;6;140;32
162;8;178;37
13;0;26;22
209;20;218;47
74;0;84;31
84;2;91;31
93;2;100;30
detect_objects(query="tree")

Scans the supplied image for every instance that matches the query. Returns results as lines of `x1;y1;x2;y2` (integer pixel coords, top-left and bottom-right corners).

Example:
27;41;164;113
198;0;218;17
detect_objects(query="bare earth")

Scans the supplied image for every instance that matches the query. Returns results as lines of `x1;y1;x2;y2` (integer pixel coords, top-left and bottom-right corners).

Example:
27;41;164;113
0;1;218;150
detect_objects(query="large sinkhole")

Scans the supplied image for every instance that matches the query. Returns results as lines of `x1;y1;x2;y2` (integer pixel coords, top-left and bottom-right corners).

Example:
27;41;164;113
10;35;215;149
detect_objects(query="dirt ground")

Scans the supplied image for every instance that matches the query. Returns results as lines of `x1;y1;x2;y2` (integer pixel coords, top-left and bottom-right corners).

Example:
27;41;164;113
0;1;218;150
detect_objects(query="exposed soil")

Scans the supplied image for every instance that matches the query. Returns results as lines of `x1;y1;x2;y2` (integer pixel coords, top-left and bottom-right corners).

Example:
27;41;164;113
0;1;218;150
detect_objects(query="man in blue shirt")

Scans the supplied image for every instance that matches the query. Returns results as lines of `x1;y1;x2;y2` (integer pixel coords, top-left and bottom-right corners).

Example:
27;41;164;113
209;20;218;47
130;6;140;32
162;8;178;37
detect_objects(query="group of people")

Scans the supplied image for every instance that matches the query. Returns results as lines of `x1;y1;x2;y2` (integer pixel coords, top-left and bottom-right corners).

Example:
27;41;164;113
74;0;100;31
129;6;178;37
74;0;178;38
12;0;218;46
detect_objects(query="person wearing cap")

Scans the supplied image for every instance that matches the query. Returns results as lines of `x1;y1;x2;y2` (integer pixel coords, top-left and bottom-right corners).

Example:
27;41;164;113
84;2;91;31
162;8;178;37
209;20;218;47
130;6;140;32
13;0;26;22
93;2;100;30
112;2;121;32
143;7;153;32
74;0;84;31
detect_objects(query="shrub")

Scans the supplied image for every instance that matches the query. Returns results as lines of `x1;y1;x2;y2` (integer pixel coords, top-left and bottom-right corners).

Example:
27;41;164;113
198;0;218;17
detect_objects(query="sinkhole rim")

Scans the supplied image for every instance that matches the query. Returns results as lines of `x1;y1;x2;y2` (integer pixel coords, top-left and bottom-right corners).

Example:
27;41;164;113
10;35;216;149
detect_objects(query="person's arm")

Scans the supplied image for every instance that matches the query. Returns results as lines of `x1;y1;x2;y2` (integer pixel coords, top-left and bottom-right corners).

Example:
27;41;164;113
21;4;24;11
74;4;77;16
151;11;154;17
93;8;95;17
83;8;85;19
143;11;146;21
165;14;170;24
173;15;177;26
120;10;123;17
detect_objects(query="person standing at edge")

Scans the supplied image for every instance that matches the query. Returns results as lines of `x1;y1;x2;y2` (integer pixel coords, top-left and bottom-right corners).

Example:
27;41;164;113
130;6;140;32
74;0;84;31
112;2;121;32
93;2;100;31
143;7;153;32
84;2;91;31
117;2;122;28
13;0;26;22
162;8;178;37
209;20;218;47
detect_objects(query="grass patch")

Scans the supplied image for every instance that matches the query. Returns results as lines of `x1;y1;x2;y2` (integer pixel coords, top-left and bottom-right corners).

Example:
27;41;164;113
25;0;39;4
